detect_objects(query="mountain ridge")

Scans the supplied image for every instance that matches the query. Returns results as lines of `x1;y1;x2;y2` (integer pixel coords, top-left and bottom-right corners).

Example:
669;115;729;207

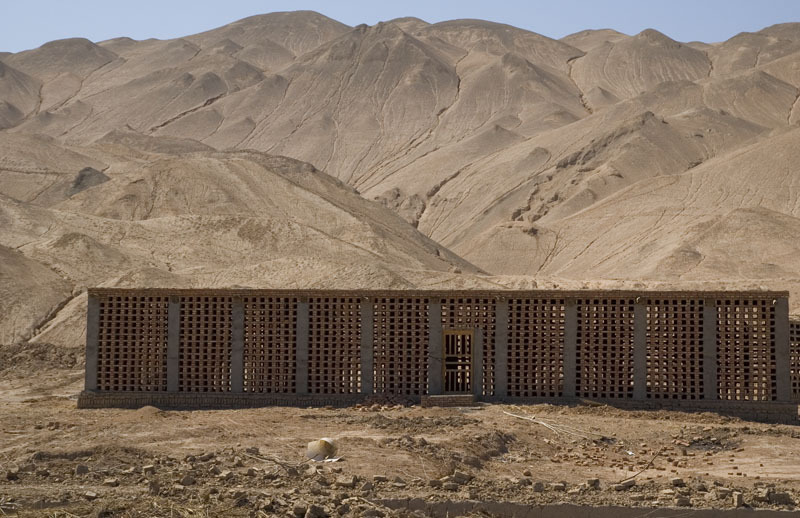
2;13;800;347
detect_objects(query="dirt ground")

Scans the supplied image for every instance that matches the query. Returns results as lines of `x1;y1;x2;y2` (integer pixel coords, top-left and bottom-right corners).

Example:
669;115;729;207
1;345;800;517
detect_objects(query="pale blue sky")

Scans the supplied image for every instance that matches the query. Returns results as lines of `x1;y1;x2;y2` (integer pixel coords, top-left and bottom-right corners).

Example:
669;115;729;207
2;0;799;53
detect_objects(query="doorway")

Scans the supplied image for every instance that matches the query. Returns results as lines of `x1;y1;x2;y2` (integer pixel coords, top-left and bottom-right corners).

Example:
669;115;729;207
443;329;473;393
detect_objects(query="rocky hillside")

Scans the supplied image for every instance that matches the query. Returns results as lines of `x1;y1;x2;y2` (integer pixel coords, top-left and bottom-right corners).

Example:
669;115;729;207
2;12;800;346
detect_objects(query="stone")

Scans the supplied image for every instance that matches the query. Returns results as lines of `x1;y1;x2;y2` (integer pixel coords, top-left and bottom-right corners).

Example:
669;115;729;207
335;475;357;488
717;487;732;498
360;481;374;491
293;505;307;517
612;479;636;491
463;455;482;468
443;482;459;491
732;492;744;507
532;482;545;492
670;477;686;487
361;510;384;518
232;456;244;468
149;480;161;495
36;469;49;477
304;504;328;518
549;482;566;491
209;465;222;475
586;478;600;489
674;496;691;507
75;464;89;475
522;469;532;477
769;491;794;505
84;491;98;501
218;470;233;481
180;474;196;486
753;487;771;502
630;493;645;502
103;478;120;487
428;479;442;488
198;452;215;462
246;467;258;477
567;488;581;495
5;471;18;481
373;475;388;483
142;465;156;476
451;471;472;484
245;447;259;455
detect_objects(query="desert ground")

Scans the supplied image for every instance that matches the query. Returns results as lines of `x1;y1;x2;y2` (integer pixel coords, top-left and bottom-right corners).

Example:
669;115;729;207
1;347;799;517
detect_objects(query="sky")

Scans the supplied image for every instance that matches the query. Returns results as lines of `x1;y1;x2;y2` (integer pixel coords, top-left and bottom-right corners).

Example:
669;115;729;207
1;0;799;53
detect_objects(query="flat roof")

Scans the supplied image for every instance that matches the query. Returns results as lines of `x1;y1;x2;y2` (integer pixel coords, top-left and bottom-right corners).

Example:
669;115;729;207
88;288;791;299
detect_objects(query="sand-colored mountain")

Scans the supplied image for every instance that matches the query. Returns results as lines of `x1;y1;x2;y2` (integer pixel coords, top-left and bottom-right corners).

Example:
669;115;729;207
0;131;482;346
2;12;800;347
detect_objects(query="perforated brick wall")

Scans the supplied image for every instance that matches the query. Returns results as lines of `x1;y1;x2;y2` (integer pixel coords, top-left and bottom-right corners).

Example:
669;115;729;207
243;296;298;393
716;298;776;401
308;297;361;394
507;298;565;397
97;294;169;391
179;296;233;392
87;289;793;411
441;297;496;396
576;298;635;398
373;297;429;395
646;298;704;399
789;320;800;401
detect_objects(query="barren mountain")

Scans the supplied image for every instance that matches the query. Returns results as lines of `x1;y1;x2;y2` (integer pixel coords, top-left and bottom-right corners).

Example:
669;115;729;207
2;11;800;347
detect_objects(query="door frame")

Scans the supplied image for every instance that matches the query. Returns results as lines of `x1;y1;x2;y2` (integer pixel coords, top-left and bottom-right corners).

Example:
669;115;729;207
442;328;475;394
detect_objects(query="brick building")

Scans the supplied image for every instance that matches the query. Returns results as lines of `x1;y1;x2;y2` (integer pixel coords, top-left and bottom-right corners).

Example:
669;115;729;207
79;289;800;422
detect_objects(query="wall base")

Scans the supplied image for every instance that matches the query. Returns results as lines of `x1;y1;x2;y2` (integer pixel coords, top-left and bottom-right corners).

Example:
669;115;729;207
421;394;478;407
78;391;798;423
77;391;368;409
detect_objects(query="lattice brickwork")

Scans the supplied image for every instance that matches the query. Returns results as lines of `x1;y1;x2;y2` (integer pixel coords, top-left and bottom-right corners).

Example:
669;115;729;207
507;298;565;397
576;298;635;398
179;296;233;392
373;297;429;395
646;298;704;399
716;299;776;401
789;321;800;401
309;297;361;394
243;296;297;393
97;295;169;391
441;297;496;396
